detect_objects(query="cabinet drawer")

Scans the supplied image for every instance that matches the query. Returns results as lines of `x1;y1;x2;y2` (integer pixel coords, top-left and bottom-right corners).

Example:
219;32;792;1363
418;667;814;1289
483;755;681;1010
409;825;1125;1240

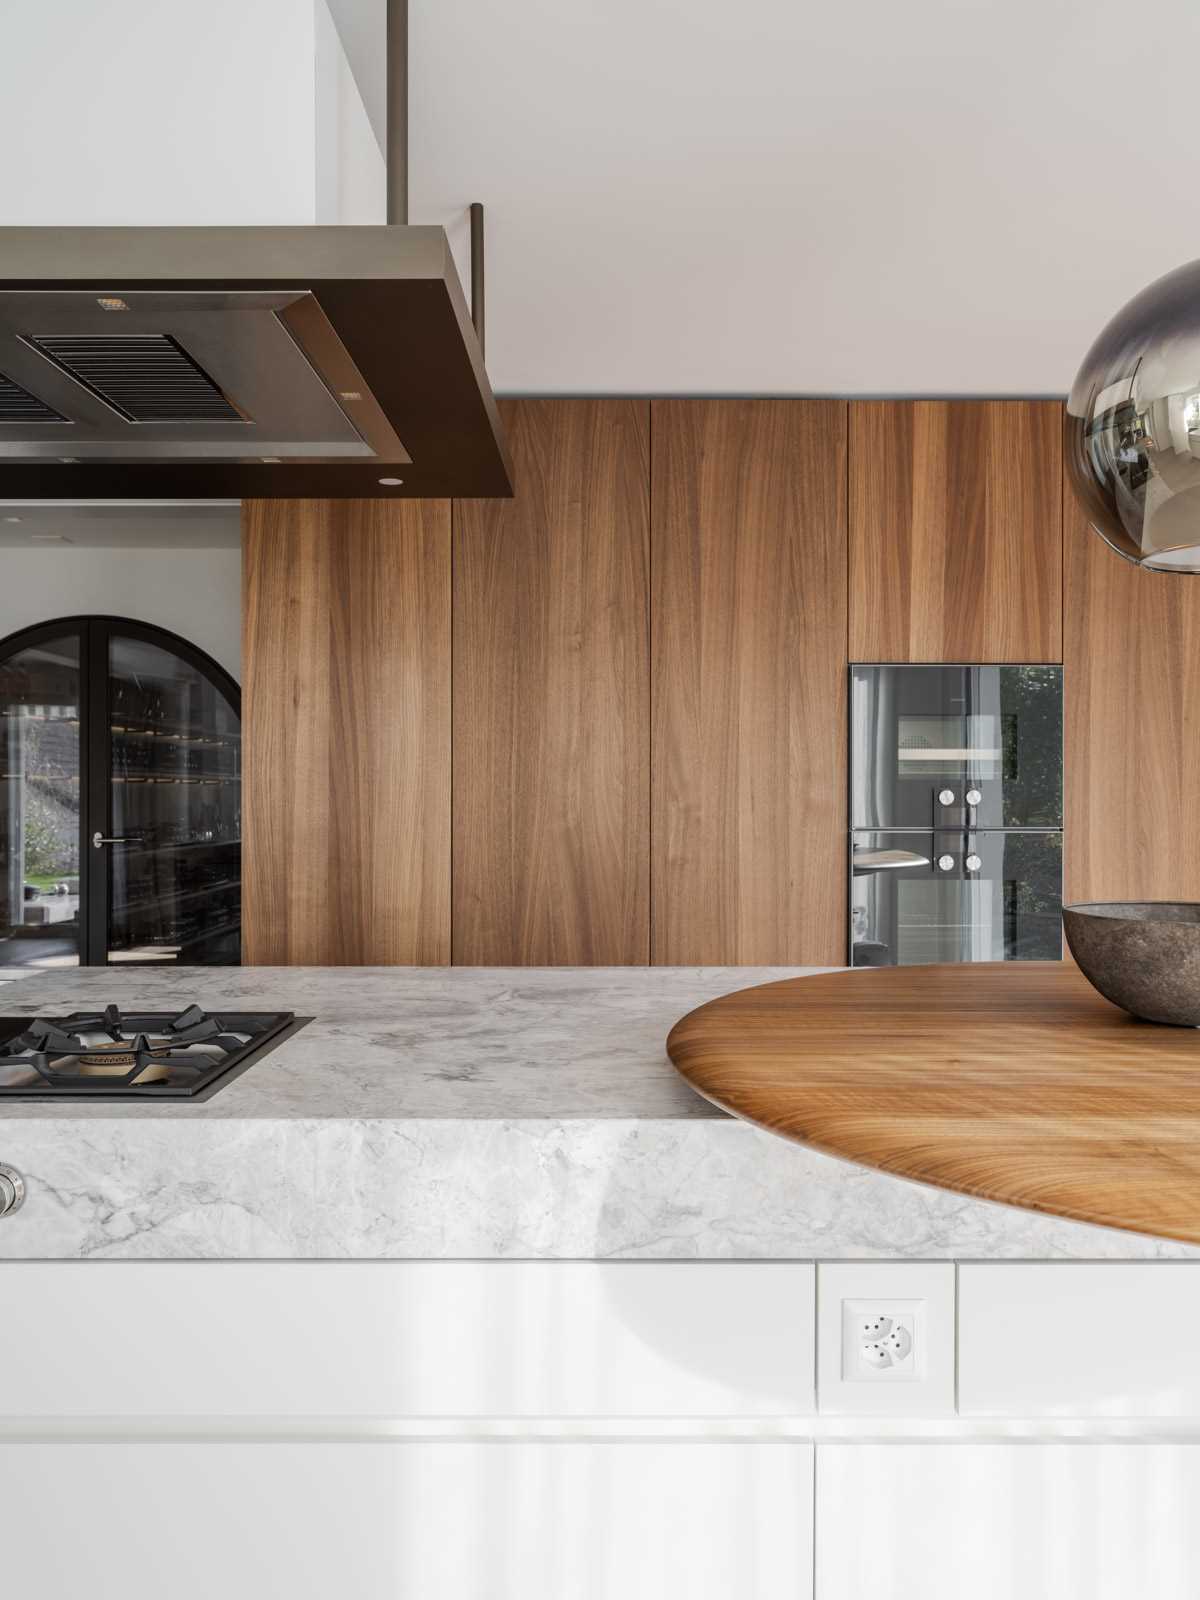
959;1264;1200;1416
0;1261;814;1419
0;1441;814;1600
817;1442;1200;1598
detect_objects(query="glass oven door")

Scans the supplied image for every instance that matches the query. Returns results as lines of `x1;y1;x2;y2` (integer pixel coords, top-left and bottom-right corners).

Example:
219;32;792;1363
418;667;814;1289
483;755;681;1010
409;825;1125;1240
850;830;1063;967
850;665;1063;831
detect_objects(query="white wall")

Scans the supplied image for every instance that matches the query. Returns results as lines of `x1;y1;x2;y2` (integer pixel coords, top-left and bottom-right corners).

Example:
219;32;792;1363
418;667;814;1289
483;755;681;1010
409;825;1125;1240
6;0;1199;393
0;0;316;224
412;0;1200;396
315;0;386;222
0;546;241;679
0;0;381;225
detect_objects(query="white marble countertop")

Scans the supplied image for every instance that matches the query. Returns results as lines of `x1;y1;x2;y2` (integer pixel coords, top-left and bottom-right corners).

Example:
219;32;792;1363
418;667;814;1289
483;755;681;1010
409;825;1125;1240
0;965;789;1121
0;965;1193;1262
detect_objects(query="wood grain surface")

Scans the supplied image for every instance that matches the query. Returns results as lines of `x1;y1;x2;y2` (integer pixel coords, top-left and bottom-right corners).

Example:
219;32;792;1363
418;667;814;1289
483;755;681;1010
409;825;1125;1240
651;399;848;965
849;400;1062;663
242;498;451;964
452;399;651;963
1064;484;1200;903
667;962;1200;1244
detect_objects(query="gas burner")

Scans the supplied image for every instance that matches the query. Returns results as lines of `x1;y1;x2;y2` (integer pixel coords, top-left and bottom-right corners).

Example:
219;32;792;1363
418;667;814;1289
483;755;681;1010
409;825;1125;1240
0;1004;297;1100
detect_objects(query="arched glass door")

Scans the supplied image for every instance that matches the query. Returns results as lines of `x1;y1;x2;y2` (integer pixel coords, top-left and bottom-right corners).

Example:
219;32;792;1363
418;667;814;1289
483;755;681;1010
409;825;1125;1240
0;617;240;969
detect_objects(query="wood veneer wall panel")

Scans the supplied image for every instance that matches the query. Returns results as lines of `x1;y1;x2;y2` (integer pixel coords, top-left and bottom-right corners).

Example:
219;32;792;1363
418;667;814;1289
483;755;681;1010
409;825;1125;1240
651;399;848;966
452;399;651;964
242;498;451;964
1064;489;1200;903
850;400;1062;662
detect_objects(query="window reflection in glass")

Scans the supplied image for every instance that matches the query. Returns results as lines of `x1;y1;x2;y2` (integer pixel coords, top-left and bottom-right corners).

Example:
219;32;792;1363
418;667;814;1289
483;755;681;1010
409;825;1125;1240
0;637;81;971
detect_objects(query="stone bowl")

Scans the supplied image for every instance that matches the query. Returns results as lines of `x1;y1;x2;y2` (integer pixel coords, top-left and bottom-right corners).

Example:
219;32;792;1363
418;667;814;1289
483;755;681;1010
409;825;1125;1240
1063;902;1200;1026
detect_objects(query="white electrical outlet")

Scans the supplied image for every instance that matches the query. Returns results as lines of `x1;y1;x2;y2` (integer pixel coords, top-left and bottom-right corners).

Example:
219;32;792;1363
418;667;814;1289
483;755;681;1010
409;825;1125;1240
819;1263;954;1415
842;1299;925;1382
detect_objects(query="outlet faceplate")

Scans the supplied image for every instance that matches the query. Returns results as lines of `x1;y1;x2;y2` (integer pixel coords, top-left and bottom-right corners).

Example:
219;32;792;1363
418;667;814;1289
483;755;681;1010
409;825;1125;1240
818;1263;954;1416
842;1298;925;1382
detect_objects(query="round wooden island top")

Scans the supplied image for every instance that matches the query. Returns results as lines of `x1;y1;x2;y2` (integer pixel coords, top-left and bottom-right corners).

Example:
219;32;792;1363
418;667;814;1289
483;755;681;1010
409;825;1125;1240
666;962;1200;1246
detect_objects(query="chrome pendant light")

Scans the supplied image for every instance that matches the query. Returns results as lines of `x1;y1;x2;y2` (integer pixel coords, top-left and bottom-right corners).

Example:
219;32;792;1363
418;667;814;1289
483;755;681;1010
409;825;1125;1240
1067;258;1200;572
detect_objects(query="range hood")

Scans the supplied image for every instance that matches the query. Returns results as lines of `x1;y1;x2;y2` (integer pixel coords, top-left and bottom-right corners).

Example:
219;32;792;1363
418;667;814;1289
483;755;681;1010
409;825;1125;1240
0;224;512;499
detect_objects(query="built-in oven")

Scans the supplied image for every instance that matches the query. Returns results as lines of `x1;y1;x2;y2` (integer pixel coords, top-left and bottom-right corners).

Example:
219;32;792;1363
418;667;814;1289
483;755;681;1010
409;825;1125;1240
849;665;1063;967
850;829;1063;967
850;664;1063;832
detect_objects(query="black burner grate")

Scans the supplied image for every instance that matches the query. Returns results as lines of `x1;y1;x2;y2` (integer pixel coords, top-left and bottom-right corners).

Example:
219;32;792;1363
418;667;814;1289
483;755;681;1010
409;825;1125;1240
0;1004;296;1100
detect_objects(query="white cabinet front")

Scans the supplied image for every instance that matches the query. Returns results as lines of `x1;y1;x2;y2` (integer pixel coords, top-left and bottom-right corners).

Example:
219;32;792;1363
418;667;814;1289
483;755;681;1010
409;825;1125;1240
815;1443;1200;1599
0;1261;814;1419
959;1264;1200;1416
0;1440;814;1600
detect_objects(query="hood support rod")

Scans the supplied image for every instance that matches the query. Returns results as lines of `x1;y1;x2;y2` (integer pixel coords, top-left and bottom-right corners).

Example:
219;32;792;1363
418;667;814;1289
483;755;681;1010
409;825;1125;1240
386;0;408;225
387;0;485;356
470;202;485;358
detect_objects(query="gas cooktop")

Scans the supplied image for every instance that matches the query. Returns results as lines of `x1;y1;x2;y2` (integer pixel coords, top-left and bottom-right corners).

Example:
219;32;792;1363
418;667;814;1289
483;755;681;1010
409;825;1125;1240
0;1004;298;1101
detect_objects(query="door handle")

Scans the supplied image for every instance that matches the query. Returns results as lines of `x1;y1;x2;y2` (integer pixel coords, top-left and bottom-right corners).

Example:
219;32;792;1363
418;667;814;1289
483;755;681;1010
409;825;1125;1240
91;832;131;849
852;848;931;874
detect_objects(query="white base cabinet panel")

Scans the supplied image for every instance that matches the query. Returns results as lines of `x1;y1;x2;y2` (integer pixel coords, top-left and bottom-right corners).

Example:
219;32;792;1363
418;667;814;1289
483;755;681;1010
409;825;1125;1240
0;1440;813;1600
959;1264;1200;1416
0;1261;814;1419
816;1443;1200;1600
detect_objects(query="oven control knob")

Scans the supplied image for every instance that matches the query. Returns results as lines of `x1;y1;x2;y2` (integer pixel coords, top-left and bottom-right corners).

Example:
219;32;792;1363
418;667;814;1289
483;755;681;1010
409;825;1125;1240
0;1164;25;1218
937;854;955;871
965;854;982;872
937;789;956;806
965;788;983;807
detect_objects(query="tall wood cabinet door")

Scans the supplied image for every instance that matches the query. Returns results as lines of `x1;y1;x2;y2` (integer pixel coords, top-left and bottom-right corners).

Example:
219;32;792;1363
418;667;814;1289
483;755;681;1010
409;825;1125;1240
1065;491;1200;902
453;399;650;965
651;399;848;965
816;1443;1200;1598
242;499;451;965
849;400;1062;663
0;1441;814;1600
